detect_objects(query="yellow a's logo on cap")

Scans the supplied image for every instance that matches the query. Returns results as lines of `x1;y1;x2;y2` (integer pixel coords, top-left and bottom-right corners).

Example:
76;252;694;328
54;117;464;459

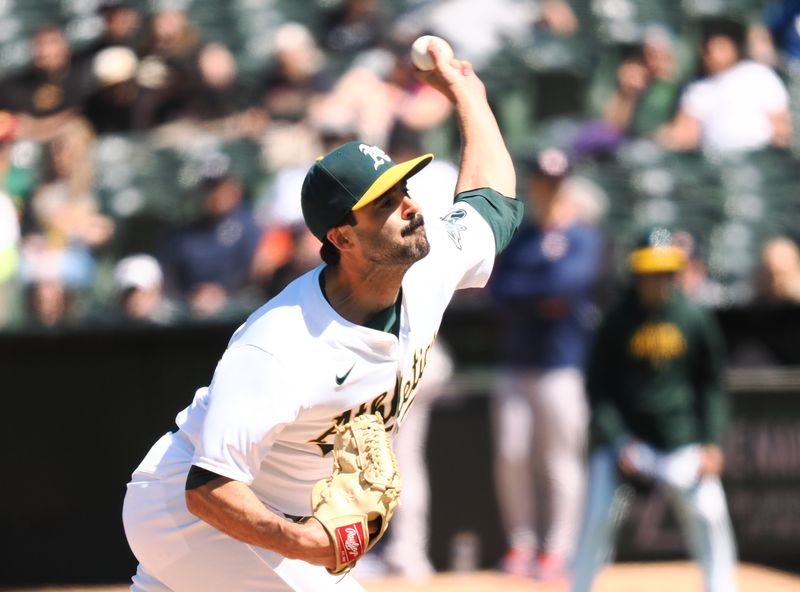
359;144;390;170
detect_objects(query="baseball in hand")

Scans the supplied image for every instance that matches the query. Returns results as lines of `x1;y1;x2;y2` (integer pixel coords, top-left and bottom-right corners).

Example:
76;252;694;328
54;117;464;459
410;35;454;71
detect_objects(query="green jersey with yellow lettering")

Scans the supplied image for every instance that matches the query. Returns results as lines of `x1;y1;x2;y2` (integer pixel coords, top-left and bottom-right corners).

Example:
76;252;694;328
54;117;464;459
586;288;728;451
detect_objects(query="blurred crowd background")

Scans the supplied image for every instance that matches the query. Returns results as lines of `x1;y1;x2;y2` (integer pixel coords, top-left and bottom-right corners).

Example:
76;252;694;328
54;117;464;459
0;0;799;341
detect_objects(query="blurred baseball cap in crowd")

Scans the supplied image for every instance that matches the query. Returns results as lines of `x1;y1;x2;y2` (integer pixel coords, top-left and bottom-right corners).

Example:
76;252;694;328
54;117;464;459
629;227;687;274
527;147;572;178
641;23;676;50
198;152;233;186
301;141;432;241
114;254;163;291
93;46;138;87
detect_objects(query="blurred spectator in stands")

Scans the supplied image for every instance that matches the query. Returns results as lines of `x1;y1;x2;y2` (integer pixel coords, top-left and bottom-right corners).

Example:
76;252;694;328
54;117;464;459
489;147;602;581
134;40;265;144
318;37;452;147
26;119;112;248
192;43;241;119
656;18;791;153
23;277;81;328
604;27;682;139
262;23;335;124
19;118;113;327
399;0;575;71
755;236;800;305
0;23;94;139
187;43;259;125
0;132;20;328
84;46;140;134
259;22;337;169
318;0;390;59
114;254;178;324
161;153;261;319
132;5;203;130
22;118;112;261
84;0;145;56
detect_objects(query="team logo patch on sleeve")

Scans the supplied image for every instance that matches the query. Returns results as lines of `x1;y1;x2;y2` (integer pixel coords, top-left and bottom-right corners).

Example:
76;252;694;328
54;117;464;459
335;522;366;564
441;208;468;249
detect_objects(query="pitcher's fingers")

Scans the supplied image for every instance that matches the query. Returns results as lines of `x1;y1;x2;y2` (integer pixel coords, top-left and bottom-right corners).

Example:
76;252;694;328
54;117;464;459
429;39;456;70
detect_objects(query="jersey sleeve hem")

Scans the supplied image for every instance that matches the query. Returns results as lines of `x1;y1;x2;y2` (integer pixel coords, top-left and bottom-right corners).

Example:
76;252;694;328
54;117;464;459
454;187;524;254
191;458;255;486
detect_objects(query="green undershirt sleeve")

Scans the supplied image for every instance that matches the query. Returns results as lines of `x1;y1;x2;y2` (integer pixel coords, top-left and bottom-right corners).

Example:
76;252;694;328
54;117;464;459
453;187;524;254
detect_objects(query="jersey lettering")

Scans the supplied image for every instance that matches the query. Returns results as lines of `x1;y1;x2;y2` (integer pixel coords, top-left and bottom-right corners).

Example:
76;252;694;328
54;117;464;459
629;322;686;367
308;335;437;455
370;392;389;418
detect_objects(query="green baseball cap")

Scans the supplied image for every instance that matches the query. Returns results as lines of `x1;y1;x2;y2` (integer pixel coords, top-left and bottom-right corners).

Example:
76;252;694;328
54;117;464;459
301;141;433;241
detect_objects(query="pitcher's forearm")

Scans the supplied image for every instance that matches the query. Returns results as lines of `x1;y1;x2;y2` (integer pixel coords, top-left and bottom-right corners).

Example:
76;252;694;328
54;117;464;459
453;93;516;197
415;42;516;198
185;475;334;567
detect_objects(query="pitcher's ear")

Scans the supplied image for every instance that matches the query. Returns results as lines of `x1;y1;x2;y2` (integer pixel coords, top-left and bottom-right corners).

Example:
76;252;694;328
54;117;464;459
327;226;351;250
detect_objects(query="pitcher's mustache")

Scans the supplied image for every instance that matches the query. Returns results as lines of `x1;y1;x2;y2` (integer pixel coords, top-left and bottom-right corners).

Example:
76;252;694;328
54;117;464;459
401;215;425;237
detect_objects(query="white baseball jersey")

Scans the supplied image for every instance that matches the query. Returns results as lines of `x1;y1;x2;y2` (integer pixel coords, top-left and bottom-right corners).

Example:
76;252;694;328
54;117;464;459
131;197;498;518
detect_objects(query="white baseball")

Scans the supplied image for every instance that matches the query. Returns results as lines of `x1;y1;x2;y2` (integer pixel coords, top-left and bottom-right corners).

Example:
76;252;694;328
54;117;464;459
410;35;454;71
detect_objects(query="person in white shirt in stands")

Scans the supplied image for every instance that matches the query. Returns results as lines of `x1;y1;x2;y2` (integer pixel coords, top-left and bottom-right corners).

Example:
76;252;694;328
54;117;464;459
657;18;792;154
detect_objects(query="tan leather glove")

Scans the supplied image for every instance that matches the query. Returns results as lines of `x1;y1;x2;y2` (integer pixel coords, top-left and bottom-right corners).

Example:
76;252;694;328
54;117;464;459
310;413;402;575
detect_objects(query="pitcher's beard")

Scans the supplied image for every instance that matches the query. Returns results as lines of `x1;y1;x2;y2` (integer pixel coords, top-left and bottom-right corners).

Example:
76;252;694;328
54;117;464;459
369;216;430;266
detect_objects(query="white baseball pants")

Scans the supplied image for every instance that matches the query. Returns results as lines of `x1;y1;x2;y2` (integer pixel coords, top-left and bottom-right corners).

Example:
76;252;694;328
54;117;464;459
491;367;588;556
570;445;738;592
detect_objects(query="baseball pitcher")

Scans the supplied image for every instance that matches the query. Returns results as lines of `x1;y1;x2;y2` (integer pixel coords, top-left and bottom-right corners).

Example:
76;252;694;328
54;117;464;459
122;41;523;591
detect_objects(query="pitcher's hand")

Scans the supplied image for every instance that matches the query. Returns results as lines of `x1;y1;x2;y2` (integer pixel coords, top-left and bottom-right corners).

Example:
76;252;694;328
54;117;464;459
415;40;486;104
288;518;337;570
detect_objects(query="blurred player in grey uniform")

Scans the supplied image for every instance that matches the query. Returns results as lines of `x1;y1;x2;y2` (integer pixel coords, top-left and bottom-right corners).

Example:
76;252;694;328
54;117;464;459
490;148;602;580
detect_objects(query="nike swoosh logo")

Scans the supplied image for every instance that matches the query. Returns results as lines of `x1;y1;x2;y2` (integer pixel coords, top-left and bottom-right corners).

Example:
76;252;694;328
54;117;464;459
335;362;356;386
